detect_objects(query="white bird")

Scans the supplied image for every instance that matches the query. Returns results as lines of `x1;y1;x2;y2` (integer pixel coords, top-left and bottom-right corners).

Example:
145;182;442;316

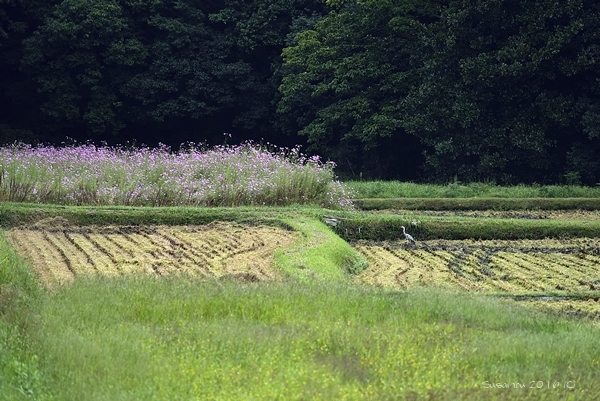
324;218;339;227
401;226;416;244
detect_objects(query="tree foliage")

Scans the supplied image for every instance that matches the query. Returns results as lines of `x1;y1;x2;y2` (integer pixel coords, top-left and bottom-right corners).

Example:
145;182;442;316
16;0;324;145
278;0;435;179
278;0;600;183
1;0;600;183
403;0;600;183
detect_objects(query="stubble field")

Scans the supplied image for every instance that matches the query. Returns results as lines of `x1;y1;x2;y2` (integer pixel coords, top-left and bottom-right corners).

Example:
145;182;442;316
353;237;600;319
7;214;600;320
6;217;300;288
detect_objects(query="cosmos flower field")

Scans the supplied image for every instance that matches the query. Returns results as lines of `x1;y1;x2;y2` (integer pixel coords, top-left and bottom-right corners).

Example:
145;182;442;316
0;141;354;208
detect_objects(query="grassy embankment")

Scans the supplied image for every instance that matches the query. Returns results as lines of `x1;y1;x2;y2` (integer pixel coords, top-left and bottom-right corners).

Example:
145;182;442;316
1;224;599;400
347;180;600;199
2;202;600;400
1;144;599;400
333;180;600;241
348;180;600;211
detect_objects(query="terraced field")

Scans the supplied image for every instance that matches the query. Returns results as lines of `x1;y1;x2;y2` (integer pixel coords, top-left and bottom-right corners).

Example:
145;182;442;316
354;238;600;318
6;218;300;288
6;213;600;319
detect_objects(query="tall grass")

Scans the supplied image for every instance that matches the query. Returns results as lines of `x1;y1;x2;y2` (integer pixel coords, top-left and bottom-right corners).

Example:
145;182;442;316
0;234;46;400
1;221;599;400
0;142;354;209
20;277;600;401
347;181;600;199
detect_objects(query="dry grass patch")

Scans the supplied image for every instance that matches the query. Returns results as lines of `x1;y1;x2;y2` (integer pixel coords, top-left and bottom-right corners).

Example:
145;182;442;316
354;238;600;319
6;220;300;288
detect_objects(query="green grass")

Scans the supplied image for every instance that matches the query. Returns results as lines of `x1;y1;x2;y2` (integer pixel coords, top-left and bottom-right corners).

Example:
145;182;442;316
354;197;600;211
1;200;600;400
0;233;47;401
6;276;599;401
275;214;368;280
347;181;600;199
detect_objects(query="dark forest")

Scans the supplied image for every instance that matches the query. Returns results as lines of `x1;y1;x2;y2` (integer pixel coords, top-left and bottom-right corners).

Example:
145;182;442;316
1;0;599;184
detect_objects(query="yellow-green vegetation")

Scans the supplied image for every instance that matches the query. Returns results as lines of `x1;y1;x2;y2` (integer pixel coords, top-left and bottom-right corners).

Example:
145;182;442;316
6;219;301;288
354;238;600;319
275;214;368;281
1;195;600;400
7;276;600;401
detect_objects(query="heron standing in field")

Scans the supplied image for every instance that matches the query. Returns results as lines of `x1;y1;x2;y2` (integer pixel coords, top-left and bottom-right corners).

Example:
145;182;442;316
401;226;416;245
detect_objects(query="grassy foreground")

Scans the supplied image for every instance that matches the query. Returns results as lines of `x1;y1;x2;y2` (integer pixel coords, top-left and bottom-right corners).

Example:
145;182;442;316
3;272;600;400
347;181;600;199
1;214;599;400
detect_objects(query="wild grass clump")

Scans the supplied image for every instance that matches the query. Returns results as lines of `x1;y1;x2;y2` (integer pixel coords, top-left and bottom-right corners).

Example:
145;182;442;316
0;142;354;209
20;277;600;400
347;181;600;199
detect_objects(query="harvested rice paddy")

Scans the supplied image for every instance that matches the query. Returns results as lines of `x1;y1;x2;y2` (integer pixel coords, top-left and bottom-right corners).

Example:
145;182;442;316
6;215;600;319
5;217;300;288
353;238;600;319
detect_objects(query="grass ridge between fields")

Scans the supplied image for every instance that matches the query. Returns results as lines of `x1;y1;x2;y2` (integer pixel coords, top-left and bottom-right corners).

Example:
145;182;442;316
329;214;600;241
3;201;600;242
354;197;600;211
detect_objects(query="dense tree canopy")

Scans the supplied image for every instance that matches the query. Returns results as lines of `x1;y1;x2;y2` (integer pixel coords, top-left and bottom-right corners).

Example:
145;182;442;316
0;0;599;183
5;0;325;146
278;0;440;179
402;0;600;183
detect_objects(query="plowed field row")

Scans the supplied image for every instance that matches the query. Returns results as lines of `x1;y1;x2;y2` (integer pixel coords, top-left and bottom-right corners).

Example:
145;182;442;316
6;222;300;287
354;238;600;292
354;238;600;318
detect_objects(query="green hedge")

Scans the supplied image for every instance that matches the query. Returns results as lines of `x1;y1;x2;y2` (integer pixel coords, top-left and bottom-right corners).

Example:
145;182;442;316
327;214;600;241
0;202;295;228
354;198;600;211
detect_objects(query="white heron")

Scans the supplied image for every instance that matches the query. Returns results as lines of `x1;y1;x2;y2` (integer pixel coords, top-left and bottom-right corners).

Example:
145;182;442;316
401;226;415;244
323;217;339;227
